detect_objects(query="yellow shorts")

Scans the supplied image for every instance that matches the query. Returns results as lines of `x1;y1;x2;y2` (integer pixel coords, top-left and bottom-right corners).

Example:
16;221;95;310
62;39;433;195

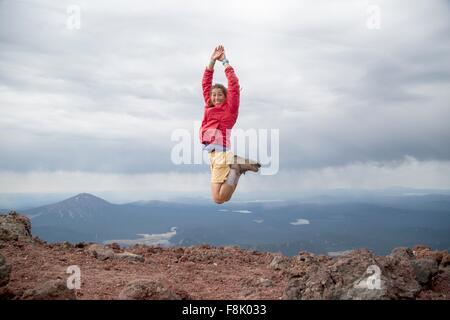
208;150;234;184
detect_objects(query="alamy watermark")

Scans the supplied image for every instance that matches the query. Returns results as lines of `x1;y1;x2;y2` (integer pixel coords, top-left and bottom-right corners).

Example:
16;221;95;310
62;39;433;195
366;4;381;30
66;5;81;30
354;264;382;290
171;121;279;175
66;265;81;290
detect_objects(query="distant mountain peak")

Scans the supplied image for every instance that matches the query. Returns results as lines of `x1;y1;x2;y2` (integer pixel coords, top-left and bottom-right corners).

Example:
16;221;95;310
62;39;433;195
24;193;113;221
66;193;110;204
76;193;93;197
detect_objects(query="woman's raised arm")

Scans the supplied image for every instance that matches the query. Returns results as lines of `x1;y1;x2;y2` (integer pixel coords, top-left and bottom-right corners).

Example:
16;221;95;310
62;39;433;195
221;50;240;115
203;46;225;104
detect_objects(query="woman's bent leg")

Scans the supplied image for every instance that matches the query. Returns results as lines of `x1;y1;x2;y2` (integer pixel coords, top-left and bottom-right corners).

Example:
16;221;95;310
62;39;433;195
211;183;236;204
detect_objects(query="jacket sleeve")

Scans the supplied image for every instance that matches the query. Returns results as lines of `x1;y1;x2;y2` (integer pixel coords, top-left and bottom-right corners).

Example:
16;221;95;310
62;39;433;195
202;67;214;105
225;66;240;115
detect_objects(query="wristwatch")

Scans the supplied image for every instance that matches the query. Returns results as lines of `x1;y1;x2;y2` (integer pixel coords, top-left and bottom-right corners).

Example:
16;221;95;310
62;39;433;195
222;58;229;65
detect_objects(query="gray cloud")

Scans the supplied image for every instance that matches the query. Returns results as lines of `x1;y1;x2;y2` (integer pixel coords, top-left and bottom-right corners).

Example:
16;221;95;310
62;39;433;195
0;0;449;189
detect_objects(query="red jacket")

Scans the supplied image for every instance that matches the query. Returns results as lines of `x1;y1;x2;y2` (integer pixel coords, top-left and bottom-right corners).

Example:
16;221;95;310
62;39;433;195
199;66;240;148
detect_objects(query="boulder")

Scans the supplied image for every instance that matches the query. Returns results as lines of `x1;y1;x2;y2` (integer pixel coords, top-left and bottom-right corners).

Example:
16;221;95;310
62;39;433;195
118;279;186;300
258;278;273;287
283;248;426;300
431;268;450;295
22;280;76;300
269;253;290;271
87;244;114;260
0;212;32;241
114;252;145;263
0;254;11;287
412;258;439;285
440;253;450;268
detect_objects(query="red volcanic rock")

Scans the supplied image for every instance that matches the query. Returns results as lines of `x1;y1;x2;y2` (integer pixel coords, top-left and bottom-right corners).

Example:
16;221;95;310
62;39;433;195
0;213;448;300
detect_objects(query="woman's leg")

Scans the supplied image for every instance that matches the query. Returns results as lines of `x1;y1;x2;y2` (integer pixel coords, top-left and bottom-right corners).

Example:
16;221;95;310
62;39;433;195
209;151;244;204
211;182;237;204
210;164;242;204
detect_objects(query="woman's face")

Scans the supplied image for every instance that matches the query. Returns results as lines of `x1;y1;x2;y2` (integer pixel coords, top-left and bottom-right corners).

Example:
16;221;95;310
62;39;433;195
211;88;225;105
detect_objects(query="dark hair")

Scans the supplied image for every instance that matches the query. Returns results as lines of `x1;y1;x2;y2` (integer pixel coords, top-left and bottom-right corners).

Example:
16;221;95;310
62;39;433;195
209;84;227;106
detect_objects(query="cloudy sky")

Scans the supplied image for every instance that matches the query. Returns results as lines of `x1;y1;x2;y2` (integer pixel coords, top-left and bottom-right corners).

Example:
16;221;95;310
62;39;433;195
1;0;449;201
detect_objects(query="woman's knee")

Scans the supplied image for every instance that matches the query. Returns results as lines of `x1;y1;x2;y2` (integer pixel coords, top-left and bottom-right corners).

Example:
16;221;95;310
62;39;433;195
212;193;228;204
214;198;225;204
211;183;233;204
213;191;233;204
213;193;227;204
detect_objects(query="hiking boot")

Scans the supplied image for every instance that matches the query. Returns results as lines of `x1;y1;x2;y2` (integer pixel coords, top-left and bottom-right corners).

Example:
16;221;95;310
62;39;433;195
233;155;261;167
232;155;261;174
230;163;259;175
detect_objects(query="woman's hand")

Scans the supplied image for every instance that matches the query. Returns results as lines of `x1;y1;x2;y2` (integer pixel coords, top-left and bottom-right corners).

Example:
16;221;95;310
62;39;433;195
211;45;225;61
218;50;226;61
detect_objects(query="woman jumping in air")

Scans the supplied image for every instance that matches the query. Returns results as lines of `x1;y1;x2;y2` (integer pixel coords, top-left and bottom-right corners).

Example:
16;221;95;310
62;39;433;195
200;45;261;204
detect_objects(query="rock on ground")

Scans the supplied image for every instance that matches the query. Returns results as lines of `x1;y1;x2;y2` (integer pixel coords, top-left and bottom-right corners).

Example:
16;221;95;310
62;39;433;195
21;280;76;300
118;278;189;300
